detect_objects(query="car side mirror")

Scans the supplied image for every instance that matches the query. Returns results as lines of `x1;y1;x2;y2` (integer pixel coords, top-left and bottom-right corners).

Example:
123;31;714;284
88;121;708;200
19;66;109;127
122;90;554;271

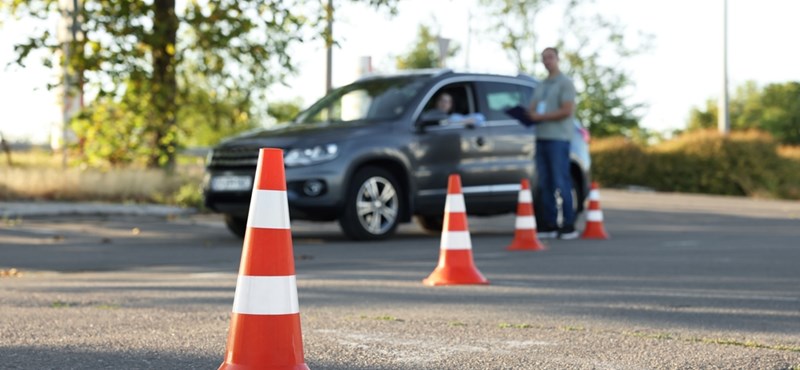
416;110;448;128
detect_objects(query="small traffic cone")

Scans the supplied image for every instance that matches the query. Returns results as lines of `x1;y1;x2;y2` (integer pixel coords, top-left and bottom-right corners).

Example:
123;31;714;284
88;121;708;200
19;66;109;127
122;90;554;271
423;174;489;286
506;179;547;251
219;148;309;370
582;182;610;240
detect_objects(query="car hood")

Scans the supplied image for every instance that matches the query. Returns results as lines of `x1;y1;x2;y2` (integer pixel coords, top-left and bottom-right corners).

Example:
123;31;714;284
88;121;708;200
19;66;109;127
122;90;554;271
216;120;385;150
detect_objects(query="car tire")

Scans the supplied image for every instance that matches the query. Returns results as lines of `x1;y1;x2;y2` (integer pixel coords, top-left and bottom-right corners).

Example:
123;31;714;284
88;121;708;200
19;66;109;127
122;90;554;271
339;167;402;241
415;214;444;234
224;214;247;239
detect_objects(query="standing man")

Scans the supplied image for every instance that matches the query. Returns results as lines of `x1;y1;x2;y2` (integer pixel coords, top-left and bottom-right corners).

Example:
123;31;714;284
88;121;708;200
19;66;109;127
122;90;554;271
528;47;578;239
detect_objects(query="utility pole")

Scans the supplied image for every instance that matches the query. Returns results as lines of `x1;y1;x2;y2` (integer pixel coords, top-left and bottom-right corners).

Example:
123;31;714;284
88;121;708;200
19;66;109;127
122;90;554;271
465;10;472;70
325;0;334;94
718;0;730;134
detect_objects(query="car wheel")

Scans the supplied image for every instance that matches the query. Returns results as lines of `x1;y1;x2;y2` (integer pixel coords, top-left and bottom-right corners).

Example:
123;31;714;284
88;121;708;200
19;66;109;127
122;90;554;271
224;214;247;239
416;214;444;234
339;167;402;241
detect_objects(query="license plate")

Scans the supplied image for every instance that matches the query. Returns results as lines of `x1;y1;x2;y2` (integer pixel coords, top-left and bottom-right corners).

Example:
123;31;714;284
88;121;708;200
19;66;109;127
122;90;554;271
210;175;252;192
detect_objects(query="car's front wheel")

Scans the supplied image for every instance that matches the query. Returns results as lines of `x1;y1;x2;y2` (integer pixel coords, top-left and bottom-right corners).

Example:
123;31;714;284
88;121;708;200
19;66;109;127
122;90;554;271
416;214;444;234
224;214;247;239
339;167;402;241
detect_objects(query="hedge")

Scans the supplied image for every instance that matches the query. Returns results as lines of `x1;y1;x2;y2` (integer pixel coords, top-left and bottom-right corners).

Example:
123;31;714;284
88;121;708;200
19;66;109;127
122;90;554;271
590;130;800;199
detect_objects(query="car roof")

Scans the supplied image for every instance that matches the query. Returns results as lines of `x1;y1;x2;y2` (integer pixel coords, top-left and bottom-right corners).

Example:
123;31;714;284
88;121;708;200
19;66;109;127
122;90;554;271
355;69;539;84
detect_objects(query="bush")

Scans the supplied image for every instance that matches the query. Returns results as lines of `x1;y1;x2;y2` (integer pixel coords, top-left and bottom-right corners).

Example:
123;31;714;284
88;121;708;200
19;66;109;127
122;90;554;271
590;130;800;199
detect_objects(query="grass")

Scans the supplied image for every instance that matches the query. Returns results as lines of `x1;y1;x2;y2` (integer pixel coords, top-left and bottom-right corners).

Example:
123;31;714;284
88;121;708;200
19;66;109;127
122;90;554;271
625;330;800;353
499;322;533;329
50;300;75;308
0;149;205;207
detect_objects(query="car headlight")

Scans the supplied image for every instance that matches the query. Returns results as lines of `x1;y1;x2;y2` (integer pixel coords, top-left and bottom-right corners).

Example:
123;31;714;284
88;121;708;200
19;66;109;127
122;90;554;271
284;144;339;167
205;149;214;167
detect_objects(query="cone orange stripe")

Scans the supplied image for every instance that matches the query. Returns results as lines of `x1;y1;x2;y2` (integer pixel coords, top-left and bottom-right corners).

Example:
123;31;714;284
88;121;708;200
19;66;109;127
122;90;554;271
240;228;295;276
447;175;462;194
221;313;306;370
516;203;533;215
255;149;287;191
444;212;468;231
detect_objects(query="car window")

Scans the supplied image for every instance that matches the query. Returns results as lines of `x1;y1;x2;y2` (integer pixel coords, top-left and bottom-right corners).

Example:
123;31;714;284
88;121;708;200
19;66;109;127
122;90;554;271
479;82;533;121
294;76;429;125
421;83;475;117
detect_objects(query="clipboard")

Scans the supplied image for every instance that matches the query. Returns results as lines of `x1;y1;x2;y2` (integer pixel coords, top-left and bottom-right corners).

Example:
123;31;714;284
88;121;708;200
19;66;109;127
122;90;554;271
504;106;539;127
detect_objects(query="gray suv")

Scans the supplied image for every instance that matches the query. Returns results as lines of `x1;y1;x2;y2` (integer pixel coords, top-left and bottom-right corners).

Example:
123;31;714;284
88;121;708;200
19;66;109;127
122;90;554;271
204;69;591;240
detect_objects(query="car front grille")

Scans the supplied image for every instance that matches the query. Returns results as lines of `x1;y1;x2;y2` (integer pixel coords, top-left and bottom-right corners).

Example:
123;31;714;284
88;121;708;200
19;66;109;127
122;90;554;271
208;146;262;169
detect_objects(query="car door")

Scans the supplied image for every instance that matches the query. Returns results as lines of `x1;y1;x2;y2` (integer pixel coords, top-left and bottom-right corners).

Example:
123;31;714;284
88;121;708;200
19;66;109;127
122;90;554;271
409;81;498;212
473;80;537;206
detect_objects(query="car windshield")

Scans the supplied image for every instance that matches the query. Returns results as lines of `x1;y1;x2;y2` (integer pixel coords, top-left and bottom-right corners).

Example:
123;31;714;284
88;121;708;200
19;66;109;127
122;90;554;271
294;76;429;124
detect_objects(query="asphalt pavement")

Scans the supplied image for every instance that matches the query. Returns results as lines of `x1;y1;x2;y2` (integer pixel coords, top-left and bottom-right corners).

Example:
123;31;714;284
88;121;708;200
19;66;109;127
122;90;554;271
1;190;799;369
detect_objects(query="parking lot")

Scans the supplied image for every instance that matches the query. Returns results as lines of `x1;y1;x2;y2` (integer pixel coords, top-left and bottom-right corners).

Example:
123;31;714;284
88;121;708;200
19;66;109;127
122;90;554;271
2;190;800;369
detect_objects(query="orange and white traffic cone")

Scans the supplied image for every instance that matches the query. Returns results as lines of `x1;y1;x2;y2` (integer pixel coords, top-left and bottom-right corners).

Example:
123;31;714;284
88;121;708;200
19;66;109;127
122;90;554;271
506;179;547;251
581;181;610;240
423;174;489;286
219;148;309;370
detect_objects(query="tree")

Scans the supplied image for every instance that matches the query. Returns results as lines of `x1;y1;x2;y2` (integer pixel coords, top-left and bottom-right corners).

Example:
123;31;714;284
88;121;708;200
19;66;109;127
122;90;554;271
688;81;800;144
267;100;304;124
480;0;651;138
2;0;396;168
396;24;459;70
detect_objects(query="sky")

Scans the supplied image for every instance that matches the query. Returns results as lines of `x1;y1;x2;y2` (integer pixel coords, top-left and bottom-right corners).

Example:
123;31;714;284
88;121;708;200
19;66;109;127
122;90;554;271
1;0;799;144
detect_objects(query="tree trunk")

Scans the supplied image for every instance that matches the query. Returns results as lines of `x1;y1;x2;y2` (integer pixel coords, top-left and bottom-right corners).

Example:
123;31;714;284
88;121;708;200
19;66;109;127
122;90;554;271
149;0;179;169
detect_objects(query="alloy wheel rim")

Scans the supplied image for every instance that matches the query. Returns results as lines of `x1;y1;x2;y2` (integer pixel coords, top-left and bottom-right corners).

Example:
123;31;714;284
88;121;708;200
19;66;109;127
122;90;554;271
355;176;398;235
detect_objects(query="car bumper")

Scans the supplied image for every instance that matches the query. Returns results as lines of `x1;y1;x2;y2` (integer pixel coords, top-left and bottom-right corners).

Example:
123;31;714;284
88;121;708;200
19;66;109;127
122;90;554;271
203;165;347;221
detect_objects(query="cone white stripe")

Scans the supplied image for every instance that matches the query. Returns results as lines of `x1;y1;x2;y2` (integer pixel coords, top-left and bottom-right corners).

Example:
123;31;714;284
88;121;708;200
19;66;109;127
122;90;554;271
515;216;536;229
589;189;600;201
246;189;291;229
232;275;299;315
586;210;604;222
445;194;466;213
518;189;532;203
440;230;472;250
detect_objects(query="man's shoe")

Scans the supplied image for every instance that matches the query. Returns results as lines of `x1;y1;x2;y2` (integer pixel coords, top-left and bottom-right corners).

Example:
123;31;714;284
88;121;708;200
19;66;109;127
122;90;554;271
558;226;580;240
537;227;558;239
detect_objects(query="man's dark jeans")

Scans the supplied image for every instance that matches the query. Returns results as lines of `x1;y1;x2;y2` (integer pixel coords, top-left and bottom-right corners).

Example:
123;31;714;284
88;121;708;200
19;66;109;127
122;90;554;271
535;139;574;230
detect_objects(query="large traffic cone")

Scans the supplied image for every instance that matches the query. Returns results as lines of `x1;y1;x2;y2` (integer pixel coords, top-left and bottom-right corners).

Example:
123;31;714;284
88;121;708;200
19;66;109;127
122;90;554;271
581;182;610;240
219;148;309;370
423;174;489;286
506;179;547;251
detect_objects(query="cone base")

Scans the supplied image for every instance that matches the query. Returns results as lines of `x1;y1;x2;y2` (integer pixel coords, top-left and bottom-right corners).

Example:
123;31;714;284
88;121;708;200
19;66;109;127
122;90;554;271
219;364;310;370
506;238;547;251
582;223;610;240
219;364;309;370
423;266;489;286
220;313;306;370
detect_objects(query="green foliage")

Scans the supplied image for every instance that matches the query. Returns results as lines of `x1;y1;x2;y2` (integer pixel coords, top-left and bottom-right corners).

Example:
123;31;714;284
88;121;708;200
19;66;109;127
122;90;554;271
480;0;650;138
267;99;303;123
688;81;800;144
590;130;800;199
2;0;397;168
396;24;459;69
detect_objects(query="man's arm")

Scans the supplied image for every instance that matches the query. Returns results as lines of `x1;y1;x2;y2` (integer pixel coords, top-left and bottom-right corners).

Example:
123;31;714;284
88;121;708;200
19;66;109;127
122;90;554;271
529;101;574;122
